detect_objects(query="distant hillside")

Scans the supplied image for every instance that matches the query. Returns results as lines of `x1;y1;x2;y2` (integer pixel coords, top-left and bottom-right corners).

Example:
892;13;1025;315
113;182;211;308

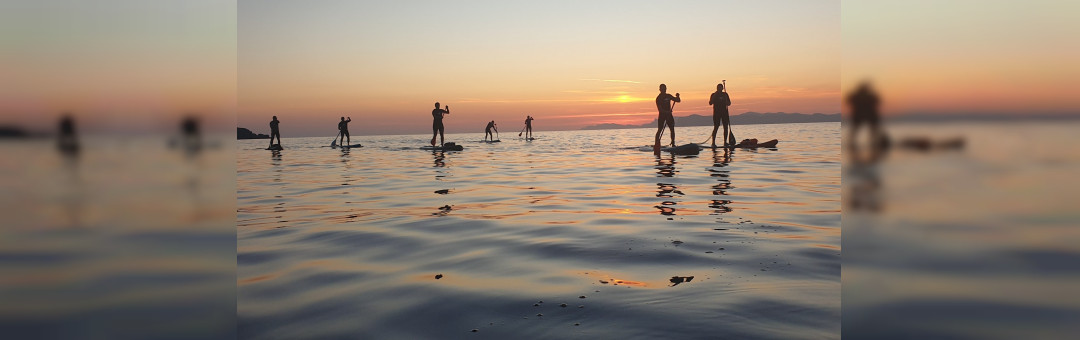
581;112;840;130
237;127;269;139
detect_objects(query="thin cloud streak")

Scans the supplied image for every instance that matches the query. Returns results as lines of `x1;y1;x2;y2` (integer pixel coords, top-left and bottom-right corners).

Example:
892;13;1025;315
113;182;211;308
579;78;641;84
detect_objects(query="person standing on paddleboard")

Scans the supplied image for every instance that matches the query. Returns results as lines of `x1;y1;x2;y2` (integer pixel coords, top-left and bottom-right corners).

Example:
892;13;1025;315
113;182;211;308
654;84;680;148
524;116;534;139
708;83;732;147
337;116;352;146
269;116;281;147
431;102;450;146
847;81;883;150
485;120;498;141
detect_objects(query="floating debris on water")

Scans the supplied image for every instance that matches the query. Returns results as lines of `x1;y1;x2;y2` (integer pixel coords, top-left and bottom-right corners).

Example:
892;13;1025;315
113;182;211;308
672;240;683;245
669;276;695;286
599;280;609;284
435;189;450;194
560;303;567;307
579;295;586;299
439;205;452;211
435;274;443;279
470;329;478;332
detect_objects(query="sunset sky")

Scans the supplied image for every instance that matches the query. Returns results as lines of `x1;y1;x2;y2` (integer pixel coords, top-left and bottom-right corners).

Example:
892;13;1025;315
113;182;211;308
7;1;1072;136
238;0;841;136
0;0;236;135
843;0;1080;118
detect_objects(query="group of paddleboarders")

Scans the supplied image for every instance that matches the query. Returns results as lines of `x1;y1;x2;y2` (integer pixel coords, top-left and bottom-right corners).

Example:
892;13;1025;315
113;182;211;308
266;82;735;151
263;101;535;149
653;82;734;149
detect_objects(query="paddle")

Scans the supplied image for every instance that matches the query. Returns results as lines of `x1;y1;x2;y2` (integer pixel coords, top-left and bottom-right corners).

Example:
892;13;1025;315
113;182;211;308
518;125;526;137
723;80;737;146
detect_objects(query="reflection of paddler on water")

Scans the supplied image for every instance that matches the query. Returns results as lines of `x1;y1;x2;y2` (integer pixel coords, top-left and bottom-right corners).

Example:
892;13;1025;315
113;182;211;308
484;120;498;141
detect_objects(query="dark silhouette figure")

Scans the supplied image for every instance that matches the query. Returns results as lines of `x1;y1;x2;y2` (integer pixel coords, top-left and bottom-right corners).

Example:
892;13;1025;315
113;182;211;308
709;83;733;147
431;102;450;146
337;116;352;145
485;120;498;141
654;84;681;148
269;116;281;146
847;81;883;150
57;114;79;155
524;116;534;139
180;115;201;151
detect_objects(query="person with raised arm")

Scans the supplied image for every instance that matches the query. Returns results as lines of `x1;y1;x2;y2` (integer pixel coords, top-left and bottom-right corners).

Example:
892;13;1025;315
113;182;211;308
431;102;450;146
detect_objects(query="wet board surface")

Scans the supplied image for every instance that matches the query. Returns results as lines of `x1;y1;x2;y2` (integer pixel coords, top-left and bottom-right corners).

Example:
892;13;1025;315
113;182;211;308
633;143;701;155
332;144;363;148
710;139;779;149
420;145;464;151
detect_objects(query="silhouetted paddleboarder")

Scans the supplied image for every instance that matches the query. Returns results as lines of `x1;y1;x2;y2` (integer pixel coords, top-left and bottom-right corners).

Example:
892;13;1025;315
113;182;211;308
181;115;201;151
654;84;681;149
485;120;498;141
708;82;733;147
269;116;281;147
847;81;883;150
522;115;534;139
57;113;79;155
337;116;352;146
431;102;450;146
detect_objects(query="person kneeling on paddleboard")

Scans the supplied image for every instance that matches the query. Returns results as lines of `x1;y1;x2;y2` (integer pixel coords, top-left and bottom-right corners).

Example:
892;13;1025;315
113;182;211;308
431;102;450;146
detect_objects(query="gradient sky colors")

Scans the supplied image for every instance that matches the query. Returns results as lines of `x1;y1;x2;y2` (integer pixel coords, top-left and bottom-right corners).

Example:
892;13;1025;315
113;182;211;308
0;0;236;134
842;0;1080;118
239;0;840;136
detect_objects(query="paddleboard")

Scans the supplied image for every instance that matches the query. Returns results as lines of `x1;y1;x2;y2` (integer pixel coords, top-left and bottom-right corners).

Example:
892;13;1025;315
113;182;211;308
480;140;501;143
266;144;284;151
730;139;779;149
636;143;701;155
332;143;363;148
421;142;464;151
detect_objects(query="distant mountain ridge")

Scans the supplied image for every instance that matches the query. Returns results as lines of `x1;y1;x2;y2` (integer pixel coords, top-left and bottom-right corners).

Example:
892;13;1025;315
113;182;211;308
580;112;840;130
237;127;269;139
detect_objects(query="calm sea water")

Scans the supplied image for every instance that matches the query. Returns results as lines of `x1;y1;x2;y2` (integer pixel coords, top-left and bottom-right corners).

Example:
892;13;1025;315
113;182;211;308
238;123;841;339
0;136;236;339
843;121;1080;339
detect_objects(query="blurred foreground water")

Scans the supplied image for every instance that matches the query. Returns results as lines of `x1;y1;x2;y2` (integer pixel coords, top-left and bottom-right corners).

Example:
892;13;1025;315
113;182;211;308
843;120;1080;339
0;136;236;339
238;123;840;339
